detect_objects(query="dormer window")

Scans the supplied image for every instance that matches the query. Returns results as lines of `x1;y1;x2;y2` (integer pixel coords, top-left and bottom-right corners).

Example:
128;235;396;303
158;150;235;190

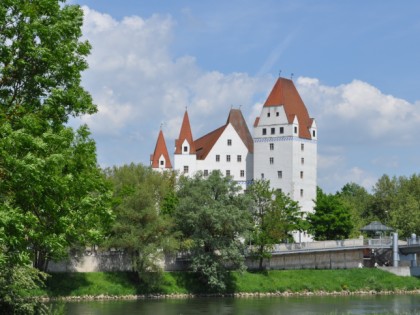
294;126;298;134
183;146;188;152
313;130;316;137
160;160;164;166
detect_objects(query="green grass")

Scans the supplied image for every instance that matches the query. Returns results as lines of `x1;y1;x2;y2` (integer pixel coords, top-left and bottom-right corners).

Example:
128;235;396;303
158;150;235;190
33;269;420;298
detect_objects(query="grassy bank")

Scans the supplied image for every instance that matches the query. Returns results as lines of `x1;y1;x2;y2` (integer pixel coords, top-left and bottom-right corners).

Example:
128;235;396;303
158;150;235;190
32;269;420;298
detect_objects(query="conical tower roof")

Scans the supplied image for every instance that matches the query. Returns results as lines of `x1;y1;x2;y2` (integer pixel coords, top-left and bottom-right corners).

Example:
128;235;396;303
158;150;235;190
150;129;172;168
175;110;196;154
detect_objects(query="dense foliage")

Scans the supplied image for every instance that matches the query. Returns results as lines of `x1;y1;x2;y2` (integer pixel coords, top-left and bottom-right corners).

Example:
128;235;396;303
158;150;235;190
338;174;420;238
174;171;252;291
104;164;178;286
307;187;353;241
0;0;112;313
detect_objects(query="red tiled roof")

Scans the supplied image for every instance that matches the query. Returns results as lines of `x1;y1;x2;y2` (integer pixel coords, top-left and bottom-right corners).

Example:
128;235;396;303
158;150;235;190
194;125;226;160
194;109;253;160
226;109;253;153
175;111;196;154
151;129;172;168
262;77;313;139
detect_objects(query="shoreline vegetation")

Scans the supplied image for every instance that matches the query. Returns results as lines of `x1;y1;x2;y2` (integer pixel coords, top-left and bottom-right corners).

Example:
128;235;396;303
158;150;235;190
31;269;420;302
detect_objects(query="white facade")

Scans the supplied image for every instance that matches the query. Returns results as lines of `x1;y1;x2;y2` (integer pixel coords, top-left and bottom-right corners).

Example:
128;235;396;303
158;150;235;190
195;124;253;189
174;138;198;176
173;114;253;190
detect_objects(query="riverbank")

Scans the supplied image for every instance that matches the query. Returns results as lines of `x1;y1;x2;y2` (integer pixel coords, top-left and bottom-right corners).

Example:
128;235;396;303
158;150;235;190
31;269;420;301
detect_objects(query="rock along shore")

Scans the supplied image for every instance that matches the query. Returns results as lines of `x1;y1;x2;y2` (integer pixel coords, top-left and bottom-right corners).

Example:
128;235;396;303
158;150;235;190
38;289;420;302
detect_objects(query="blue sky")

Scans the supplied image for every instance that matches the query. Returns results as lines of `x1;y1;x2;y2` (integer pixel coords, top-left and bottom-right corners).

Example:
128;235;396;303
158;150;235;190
70;0;420;193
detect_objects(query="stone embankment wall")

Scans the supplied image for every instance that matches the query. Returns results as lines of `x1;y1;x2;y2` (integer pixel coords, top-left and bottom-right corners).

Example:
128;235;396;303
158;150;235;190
48;248;368;272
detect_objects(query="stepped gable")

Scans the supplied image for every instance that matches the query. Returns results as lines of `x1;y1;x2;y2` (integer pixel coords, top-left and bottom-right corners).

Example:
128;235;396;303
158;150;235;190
175;110;196;154
226;109;253;153
150;129;172;168
262;77;313;140
194;108;253;160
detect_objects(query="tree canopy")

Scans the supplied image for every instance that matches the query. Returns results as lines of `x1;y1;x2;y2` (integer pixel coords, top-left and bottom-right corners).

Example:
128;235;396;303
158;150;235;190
307;187;353;241
0;0;111;312
174;171;252;291
104;164;178;285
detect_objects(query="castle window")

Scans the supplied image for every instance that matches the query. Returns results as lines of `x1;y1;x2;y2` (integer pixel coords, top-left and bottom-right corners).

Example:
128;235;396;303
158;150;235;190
280;127;284;134
226;155;231;162
270;143;274;150
271;127;275;135
204;170;208;176
301;143;304;151
262;128;267;135
278;171;282;179
226;170;231;176
300;171;304;179
183;146;188;152
300;189;304;197
269;157;274;164
294;126;298;134
237;155;242;162
183;166;189;173
313;130;316;137
267;112;270;117
301;157;304;165
240;170;245;177
276;112;279;117
227;139;232;146
216;155;220;162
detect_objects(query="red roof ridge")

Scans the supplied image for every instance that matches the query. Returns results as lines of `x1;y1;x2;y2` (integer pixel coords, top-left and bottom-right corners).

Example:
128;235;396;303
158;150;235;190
151;129;172;168
175;110;196;154
193;108;253;160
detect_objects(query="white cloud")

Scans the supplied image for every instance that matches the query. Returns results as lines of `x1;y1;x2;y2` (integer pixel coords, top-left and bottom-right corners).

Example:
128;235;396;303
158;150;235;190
297;77;420;145
79;7;271;142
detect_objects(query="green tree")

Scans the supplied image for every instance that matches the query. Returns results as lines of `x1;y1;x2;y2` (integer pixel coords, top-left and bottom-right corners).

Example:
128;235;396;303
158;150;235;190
174;171;251;291
247;180;304;270
0;0;111;312
370;175;398;224
337;182;373;237
104;164;178;286
307;187;353;241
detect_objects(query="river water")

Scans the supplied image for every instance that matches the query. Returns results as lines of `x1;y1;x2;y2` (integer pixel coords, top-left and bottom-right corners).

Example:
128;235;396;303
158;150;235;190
62;295;420;314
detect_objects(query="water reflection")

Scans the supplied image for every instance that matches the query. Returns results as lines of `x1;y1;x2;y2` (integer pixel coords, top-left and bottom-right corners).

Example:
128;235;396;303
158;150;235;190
62;295;420;315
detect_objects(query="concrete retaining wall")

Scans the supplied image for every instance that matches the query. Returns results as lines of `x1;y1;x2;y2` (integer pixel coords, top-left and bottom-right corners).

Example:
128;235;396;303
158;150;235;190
246;249;364;270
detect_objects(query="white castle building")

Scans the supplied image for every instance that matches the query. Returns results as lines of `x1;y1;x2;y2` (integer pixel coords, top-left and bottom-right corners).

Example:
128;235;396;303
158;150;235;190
150;77;317;240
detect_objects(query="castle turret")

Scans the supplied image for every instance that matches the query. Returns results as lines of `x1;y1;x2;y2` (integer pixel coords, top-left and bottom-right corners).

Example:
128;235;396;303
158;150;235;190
174;111;197;175
150;129;172;172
